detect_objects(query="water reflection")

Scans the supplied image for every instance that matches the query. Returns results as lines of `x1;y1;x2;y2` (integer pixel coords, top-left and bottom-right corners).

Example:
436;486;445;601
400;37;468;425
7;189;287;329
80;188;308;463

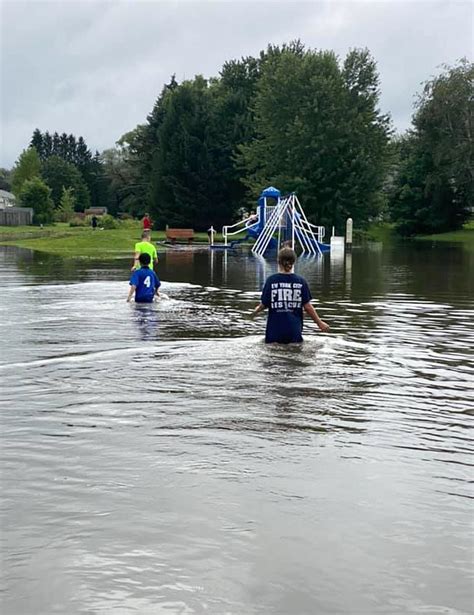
130;303;162;341
0;243;473;615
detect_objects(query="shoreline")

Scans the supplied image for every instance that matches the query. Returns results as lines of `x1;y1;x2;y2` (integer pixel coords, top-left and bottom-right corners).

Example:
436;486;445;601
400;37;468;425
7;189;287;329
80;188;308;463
1;221;472;259
0;225;218;258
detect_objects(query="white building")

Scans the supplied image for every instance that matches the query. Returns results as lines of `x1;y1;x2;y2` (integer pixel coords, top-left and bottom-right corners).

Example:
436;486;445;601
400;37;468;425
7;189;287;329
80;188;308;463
0;190;16;209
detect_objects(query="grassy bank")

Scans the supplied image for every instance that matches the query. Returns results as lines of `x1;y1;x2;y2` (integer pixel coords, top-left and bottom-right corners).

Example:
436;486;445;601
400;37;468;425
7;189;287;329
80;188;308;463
357;220;474;246
359;223;396;243
3;219;471;258
416;220;474;244
0;224;220;258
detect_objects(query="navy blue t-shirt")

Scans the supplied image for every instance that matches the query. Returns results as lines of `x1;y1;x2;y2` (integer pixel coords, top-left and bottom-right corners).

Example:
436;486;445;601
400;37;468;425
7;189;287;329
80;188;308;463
261;273;312;343
130;267;161;303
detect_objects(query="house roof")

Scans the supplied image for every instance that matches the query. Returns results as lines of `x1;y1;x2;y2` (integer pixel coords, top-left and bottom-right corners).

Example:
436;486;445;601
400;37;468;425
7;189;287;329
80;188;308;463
0;189;16;200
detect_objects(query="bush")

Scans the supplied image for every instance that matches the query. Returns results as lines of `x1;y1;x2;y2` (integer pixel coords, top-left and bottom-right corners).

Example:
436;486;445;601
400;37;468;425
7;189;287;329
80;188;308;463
99;214;119;229
117;218;141;229
69;216;88;227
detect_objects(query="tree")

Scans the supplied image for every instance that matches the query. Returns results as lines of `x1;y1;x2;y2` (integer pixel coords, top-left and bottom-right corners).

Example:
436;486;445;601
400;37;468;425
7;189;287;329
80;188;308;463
31;129;107;207
59;132;71;161
211;56;261;215
55;186;76;222
237;43;390;229
0;168;12;191
67;134;77;162
87;151;109;209
101;145;144;216
41;155;90;211
75;136;92;168
52;132;60;156
105;44;390;230
30;128;44;159
389;60;473;235
149;76;239;229
19;177;54;225
43;132;53;159
11;147;41;197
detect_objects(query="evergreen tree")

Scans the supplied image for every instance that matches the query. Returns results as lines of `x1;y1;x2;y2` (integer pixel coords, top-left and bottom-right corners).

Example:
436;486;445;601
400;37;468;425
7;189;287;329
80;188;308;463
52;132;60;156
55;186;76;222
27;129;107;208
76;136;92;167
43;132;53;159
30;128;44;160
59;133;70;161
67;134;77;162
11;147;41;197
126;75;180;214
19;177;54;225
211;56;261;215
150;76;238;229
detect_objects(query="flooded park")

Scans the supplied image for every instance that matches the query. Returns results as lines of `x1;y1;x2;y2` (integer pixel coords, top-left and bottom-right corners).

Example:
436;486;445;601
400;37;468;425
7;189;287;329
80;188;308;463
0;240;473;614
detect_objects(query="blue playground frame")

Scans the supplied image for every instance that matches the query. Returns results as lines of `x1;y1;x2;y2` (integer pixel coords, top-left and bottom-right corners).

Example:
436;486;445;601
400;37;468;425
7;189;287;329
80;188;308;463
218;187;330;255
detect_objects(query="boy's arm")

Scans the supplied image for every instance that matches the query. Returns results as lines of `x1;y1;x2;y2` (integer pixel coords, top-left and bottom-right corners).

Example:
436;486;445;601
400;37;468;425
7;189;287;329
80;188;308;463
250;303;266;318
127;285;136;302
303;302;330;332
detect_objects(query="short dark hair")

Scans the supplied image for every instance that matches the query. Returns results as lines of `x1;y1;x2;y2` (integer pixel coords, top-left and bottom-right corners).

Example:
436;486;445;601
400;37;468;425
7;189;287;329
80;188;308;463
278;247;296;272
139;252;151;266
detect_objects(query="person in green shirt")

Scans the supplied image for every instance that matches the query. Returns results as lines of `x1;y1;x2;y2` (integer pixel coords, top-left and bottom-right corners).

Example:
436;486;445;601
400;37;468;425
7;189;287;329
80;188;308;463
132;230;158;271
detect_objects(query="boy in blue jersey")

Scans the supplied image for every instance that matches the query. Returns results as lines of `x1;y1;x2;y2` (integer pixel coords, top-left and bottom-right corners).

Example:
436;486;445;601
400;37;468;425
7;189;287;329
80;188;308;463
127;253;161;303
251;247;330;343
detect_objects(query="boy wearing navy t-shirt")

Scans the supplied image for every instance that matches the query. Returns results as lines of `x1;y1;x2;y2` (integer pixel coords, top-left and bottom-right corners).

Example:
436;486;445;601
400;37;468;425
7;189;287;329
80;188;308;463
127;253;161;303
251;247;330;343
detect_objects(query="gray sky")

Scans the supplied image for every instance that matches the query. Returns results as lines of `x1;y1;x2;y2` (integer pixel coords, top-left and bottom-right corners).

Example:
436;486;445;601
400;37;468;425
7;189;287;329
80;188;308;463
1;0;472;168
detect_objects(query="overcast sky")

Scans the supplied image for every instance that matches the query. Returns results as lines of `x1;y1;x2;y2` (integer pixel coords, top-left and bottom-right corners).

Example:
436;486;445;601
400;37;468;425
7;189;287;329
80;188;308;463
1;0;472;168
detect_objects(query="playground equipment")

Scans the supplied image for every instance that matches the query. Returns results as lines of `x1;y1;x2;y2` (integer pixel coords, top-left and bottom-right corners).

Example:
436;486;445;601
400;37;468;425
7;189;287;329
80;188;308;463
221;186;329;255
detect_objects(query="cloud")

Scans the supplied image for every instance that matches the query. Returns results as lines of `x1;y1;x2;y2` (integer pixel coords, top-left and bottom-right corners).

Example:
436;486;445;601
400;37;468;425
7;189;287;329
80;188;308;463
1;0;472;167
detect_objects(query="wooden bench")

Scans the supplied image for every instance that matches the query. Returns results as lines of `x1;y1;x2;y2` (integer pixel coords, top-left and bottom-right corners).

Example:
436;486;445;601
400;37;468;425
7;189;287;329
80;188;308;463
166;228;195;244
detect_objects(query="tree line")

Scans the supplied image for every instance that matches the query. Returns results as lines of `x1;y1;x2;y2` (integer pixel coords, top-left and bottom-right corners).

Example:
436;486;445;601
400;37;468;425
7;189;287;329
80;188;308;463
6;42;473;234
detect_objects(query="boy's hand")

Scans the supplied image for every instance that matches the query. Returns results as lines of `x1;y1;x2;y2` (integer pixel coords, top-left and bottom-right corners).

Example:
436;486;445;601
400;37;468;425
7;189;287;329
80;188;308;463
318;320;330;333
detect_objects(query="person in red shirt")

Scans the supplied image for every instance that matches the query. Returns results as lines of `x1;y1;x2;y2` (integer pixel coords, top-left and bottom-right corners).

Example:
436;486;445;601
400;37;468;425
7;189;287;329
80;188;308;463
142;213;152;231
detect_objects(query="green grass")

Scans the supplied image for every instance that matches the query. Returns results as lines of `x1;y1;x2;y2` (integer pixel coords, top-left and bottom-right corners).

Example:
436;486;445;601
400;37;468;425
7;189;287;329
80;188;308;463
2;219;472;257
416;220;474;244
361;223;396;243
0;224;227;258
354;220;474;247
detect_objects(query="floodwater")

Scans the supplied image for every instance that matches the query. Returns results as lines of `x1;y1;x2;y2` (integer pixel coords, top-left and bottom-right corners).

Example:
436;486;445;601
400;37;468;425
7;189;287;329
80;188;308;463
0;241;473;615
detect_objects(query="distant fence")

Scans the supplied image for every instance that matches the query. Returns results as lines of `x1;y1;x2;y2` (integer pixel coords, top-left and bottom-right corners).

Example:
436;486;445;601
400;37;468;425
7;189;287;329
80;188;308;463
0;207;34;226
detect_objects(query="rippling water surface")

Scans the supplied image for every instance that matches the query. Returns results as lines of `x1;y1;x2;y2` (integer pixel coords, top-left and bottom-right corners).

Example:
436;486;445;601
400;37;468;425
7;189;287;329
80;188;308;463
1;242;473;615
